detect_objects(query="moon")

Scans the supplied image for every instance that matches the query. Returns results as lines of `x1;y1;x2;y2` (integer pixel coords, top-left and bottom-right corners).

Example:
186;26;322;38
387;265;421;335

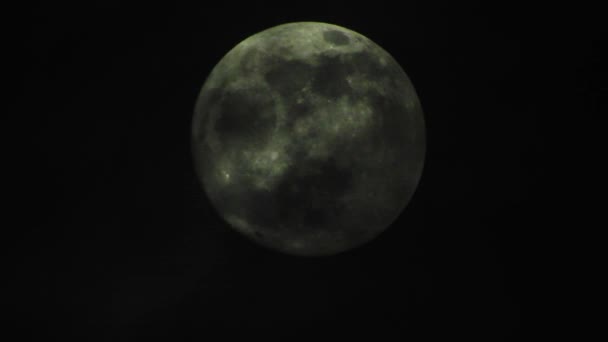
192;22;425;256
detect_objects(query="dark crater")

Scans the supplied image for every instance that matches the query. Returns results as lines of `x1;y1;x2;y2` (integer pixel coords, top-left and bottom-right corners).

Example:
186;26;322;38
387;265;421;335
311;55;354;98
289;101;313;119
264;59;313;96
213;89;275;143
323;30;350;45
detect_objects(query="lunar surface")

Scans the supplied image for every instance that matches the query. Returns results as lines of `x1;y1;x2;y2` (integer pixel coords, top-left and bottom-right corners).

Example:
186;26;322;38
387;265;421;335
192;22;425;256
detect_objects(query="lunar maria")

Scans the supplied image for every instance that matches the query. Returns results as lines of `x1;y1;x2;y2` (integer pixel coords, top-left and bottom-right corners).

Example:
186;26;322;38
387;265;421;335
192;22;425;256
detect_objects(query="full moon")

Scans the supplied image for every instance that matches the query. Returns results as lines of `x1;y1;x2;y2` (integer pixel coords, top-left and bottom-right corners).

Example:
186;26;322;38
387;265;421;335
192;22;425;256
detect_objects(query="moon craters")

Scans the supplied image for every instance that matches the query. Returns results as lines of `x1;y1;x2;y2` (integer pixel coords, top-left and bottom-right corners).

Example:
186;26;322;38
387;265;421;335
323;30;351;45
192;22;425;256
264;59;313;97
212;89;276;147
311;55;354;98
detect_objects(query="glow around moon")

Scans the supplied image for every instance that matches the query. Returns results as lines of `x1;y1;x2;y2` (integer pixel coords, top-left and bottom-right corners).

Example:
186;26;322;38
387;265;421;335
192;22;425;256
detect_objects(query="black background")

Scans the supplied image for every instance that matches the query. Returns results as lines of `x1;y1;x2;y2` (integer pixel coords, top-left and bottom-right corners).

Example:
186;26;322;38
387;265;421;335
10;1;604;341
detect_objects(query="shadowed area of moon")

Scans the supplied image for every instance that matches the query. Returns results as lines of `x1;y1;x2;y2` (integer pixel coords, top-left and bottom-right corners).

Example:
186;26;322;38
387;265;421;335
192;22;425;256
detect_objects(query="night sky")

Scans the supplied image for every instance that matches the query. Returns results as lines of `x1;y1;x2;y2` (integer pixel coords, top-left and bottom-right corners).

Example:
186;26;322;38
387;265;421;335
11;1;603;341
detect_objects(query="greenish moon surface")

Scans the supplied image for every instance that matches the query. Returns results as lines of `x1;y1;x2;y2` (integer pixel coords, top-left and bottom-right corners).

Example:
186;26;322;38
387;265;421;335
192;22;425;256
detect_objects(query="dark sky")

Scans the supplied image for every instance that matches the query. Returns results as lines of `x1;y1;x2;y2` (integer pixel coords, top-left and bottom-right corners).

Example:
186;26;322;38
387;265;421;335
11;1;603;341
